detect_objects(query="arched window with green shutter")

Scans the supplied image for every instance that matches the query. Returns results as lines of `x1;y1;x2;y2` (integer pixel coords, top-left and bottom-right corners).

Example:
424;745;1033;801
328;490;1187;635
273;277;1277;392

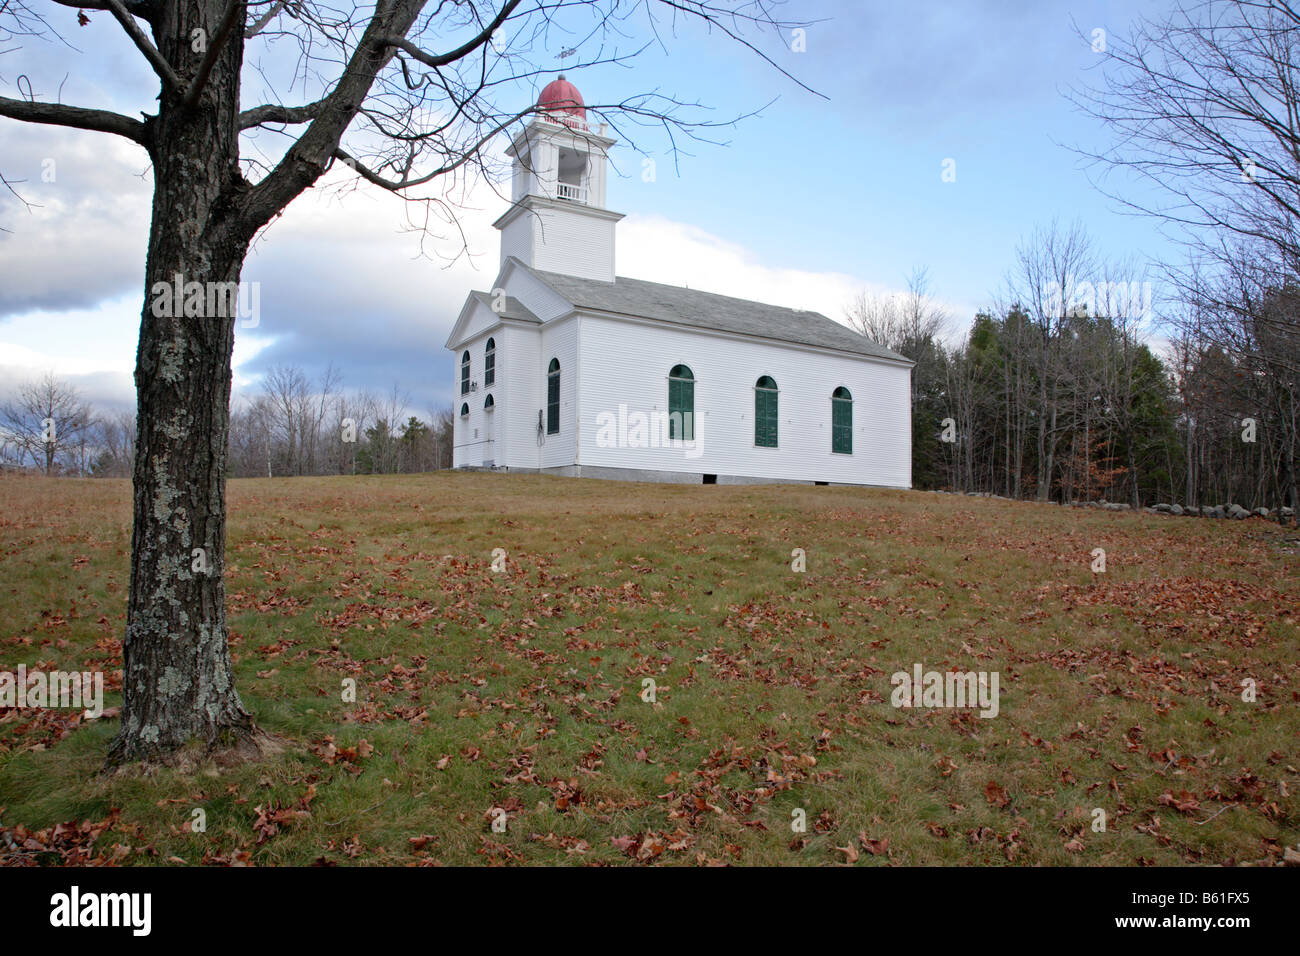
460;351;471;395
546;358;560;435
484;338;496;387
754;376;778;447
832;386;853;454
668;364;694;441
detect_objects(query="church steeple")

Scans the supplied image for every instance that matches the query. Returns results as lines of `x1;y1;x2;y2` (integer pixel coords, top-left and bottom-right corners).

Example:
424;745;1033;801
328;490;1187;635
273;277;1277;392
494;75;624;282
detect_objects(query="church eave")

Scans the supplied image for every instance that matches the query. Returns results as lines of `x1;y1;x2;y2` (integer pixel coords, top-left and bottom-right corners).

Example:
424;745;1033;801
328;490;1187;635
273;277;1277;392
492;197;626;231
444;291;542;351
562;305;916;368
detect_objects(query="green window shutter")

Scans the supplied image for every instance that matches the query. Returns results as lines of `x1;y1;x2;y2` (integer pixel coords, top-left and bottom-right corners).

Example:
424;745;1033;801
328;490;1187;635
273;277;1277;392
685;380;694;441
547;373;559;434
755;378;777;447
832;400;852;453
668;367;695;441
832;388;852;454
668;378;680;439
546;359;560;435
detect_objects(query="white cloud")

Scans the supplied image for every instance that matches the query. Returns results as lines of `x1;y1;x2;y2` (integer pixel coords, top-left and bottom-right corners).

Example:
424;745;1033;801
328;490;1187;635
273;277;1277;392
617;214;979;330
0;129;151;314
617;215;884;322
2;157;962;414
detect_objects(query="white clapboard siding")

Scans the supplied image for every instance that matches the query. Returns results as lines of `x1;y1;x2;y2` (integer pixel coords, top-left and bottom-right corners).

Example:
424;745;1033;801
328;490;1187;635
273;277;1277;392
537;316;579;469
500;323;541;467
452;325;492;467
498;221;533;272
454;299;499;344
575;315;911;487
502;261;572;323
530;208;615;282
499;206;617;283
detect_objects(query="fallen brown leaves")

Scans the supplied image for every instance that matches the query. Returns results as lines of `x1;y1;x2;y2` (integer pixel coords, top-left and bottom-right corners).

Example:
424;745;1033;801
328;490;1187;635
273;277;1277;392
312;736;374;774
859;832;889;856
1157;789;1201;814
252;784;316;844
2;475;1296;867
0;808;135;866
0;706;87;755
984;780;1011;809
1056;576;1285;641
610;828;695;862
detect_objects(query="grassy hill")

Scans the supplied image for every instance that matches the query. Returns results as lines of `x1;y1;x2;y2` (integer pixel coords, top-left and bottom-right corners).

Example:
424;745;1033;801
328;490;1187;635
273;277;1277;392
0;473;1296;865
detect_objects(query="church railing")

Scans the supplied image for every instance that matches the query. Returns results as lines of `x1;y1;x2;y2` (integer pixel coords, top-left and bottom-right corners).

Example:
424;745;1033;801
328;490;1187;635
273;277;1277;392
556;182;588;203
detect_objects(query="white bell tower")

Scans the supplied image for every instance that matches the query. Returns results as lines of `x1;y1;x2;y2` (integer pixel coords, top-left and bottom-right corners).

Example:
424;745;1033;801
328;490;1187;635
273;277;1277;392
494;75;624;282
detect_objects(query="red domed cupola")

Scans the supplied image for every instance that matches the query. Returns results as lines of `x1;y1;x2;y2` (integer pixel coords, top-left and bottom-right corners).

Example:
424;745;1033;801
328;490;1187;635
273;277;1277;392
538;74;586;124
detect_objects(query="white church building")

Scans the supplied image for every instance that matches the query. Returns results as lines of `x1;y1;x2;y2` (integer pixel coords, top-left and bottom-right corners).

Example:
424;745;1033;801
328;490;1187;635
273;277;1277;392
446;76;913;486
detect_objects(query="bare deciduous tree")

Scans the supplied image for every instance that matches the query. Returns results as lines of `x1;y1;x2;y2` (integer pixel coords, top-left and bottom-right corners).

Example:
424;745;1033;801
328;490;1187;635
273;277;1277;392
0;0;807;764
1005;219;1097;501
91;409;138;478
1072;1;1300;281
846;267;948;357
1071;0;1300;521
0;372;93;475
847;268;951;488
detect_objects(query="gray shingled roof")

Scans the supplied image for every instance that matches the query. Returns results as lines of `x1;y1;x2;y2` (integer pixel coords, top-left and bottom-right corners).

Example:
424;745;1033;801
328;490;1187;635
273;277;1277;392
471;290;540;323
521;262;909;364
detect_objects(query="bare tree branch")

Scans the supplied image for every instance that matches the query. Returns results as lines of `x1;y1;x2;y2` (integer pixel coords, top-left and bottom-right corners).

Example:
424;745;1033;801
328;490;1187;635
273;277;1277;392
184;0;244;108
103;0;184;93
246;0;286;37
238;97;329;129
380;0;523;69
235;0;427;240
0;94;148;143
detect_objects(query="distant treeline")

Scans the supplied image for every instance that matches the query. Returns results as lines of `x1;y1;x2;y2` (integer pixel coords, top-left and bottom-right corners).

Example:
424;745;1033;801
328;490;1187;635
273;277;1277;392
0;366;454;479
850;230;1297;521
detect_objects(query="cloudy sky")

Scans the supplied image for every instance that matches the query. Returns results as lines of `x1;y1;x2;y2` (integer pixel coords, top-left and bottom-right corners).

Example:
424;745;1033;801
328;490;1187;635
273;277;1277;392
0;0;1175;416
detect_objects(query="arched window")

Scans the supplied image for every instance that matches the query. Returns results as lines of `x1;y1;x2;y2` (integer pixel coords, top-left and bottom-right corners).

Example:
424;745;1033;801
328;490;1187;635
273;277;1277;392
460;350;471;395
832;386;853;454
668;364;694;441
460;402;469;417
546;358;560;435
484;394;495;410
754;376;778;447
484;338;496;387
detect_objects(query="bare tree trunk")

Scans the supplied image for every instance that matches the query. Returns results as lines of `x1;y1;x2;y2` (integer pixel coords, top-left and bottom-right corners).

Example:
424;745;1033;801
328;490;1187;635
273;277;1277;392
109;3;255;764
1128;443;1140;509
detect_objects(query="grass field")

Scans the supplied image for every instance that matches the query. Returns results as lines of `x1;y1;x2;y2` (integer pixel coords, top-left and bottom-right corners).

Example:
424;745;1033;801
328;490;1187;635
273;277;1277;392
0;473;1296;866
